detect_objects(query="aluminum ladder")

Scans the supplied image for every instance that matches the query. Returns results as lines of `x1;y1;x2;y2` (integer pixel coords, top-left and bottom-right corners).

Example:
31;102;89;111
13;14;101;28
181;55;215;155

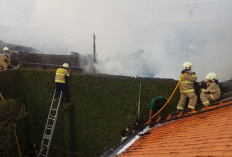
40;90;62;157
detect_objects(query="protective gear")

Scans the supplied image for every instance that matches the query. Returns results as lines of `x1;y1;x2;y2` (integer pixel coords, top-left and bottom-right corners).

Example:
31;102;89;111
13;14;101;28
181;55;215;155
179;73;197;93
200;81;221;106
177;71;197;110
3;47;9;51
62;63;70;69
182;62;192;69
55;66;71;103
0;50;11;70
205;72;217;81
177;106;184;110
55;68;70;83
177;92;197;109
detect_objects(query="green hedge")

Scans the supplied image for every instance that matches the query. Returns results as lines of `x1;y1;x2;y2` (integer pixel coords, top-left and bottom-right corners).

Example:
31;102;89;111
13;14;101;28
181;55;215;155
0;99;27;156
0;69;180;157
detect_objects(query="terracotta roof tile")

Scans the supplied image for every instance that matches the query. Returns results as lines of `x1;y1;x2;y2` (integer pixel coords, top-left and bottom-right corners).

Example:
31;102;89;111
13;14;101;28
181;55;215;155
120;102;232;157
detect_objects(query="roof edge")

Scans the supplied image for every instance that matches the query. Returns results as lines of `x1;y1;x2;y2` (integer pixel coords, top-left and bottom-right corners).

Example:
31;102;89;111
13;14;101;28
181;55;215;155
101;97;232;157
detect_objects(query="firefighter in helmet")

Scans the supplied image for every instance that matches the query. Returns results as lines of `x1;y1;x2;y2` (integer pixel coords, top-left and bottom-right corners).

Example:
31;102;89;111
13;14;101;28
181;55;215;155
200;72;221;106
55;63;71;102
0;47;11;70
177;62;198;110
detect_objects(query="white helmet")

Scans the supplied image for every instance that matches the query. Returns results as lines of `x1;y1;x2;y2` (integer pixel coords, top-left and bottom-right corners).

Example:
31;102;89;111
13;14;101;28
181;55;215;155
63;63;70;69
3;47;9;51
182;62;192;69
205;72;217;81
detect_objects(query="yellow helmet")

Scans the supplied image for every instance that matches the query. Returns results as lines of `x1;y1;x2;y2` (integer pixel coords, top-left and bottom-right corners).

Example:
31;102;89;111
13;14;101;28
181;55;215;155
63;63;70;69
205;72;217;81
182;62;192;69
3;47;9;51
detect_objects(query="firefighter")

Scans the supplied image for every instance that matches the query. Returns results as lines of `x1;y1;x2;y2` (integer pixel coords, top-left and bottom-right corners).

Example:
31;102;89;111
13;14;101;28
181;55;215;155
177;62;197;110
148;96;168;121
55;63;71;102
0;47;11;70
200;72;221;106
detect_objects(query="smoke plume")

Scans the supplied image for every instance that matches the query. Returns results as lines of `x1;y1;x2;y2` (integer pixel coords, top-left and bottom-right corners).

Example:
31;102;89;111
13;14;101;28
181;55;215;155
0;0;232;81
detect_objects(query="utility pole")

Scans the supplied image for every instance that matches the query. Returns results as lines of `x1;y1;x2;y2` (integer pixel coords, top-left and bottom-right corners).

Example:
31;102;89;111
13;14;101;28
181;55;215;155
93;33;96;74
93;33;96;63
137;82;141;121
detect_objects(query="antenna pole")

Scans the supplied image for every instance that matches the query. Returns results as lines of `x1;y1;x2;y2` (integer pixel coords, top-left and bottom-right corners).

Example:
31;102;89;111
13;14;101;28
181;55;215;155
93;33;96;74
138;82;141;121
93;33;96;63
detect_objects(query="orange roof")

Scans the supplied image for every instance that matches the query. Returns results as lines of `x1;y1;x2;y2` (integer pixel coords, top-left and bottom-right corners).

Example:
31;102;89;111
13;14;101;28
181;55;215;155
120;102;232;157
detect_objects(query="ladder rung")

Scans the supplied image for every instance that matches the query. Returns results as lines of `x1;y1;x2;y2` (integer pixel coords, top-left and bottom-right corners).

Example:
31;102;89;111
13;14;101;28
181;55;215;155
47;125;53;130
51;109;57;111
48;118;55;121
43;135;51;139
49;115;56;118
46;127;52;130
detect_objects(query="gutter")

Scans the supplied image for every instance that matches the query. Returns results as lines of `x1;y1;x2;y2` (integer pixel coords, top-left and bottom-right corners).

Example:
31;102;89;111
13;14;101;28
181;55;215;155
100;126;150;157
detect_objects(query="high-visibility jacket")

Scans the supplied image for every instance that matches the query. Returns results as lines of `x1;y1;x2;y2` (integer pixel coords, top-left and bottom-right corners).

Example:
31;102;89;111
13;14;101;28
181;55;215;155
55;68;70;83
0;52;11;69
179;73;197;93
202;81;221;100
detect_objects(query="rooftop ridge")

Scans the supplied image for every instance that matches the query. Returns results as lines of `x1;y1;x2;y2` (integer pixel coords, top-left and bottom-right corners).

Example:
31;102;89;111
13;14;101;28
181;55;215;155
149;97;232;127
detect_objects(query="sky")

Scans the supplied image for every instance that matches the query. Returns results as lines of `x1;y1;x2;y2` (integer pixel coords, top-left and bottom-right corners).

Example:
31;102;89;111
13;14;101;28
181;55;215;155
0;0;232;81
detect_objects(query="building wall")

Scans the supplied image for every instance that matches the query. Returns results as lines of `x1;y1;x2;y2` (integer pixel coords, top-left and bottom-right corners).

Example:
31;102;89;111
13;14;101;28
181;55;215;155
136;0;219;23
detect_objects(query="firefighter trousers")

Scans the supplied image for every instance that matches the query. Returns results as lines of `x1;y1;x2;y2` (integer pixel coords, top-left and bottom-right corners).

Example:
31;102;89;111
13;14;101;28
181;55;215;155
177;92;197;110
0;62;8;70
200;92;220;106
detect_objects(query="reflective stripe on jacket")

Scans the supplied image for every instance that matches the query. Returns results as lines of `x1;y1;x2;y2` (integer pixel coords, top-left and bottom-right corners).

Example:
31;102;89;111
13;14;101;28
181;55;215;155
0;52;11;68
180;89;195;93
202;82;221;100
179;73;197;93
55;68;70;83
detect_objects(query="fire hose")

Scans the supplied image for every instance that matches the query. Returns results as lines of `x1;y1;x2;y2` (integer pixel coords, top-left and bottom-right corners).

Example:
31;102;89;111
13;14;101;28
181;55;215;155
146;73;186;124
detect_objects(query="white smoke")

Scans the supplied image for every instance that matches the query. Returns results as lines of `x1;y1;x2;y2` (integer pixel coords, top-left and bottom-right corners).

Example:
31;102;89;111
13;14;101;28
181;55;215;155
0;0;232;81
